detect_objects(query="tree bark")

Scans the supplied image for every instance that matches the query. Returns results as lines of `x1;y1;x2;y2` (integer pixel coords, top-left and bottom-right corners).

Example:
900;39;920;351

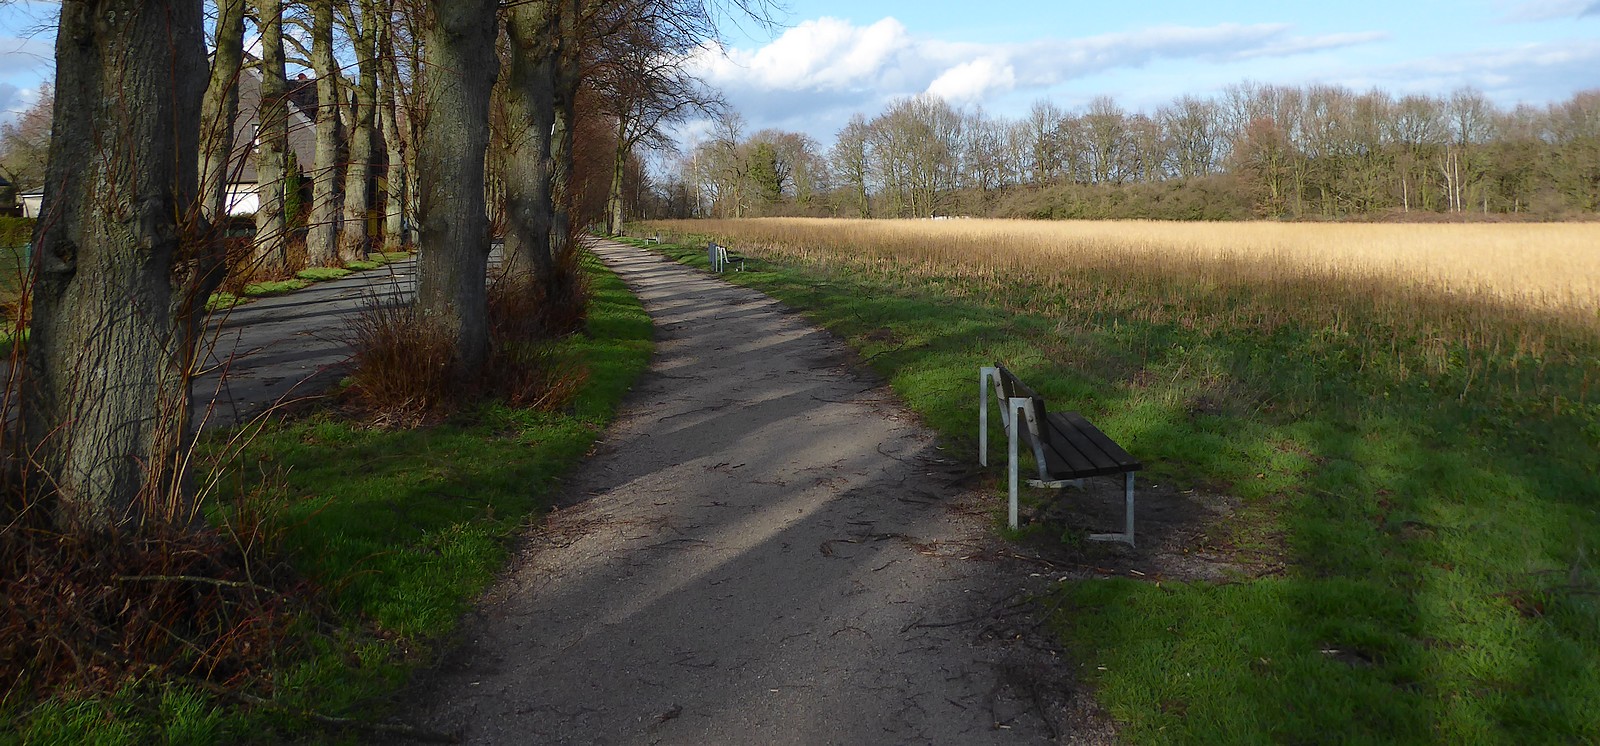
306;0;342;266
198;0;246;224
252;0;290;276
415;0;499;377
24;0;209;530
337;0;378;263
501;0;558;286
548;0;583;266
606;129;627;235
377;6;407;253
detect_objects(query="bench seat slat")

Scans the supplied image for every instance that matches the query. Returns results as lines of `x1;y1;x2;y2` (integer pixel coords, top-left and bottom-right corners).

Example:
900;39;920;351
1041;412;1143;480
1033;426;1098;475
1051;412;1141;470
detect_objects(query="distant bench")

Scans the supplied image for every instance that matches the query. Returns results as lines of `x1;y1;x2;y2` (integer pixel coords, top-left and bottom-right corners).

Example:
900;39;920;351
708;241;745;273
979;364;1142;545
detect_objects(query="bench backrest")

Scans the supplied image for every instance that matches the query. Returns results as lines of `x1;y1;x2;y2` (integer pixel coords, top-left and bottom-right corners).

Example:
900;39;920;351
994;364;1052;447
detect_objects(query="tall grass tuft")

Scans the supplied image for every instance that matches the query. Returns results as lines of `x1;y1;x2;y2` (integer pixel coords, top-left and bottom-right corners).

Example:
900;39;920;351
485;274;589;410
344;300;459;425
344;252;593;425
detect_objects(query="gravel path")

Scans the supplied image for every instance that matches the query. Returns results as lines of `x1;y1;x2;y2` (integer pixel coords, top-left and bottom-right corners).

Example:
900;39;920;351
404;241;1089;744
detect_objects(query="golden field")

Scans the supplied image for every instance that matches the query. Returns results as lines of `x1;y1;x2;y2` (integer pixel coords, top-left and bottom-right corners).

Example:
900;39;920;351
644;218;1600;317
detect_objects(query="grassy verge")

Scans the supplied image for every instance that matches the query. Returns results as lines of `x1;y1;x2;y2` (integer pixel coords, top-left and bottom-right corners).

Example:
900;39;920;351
10;250;652;743
238;252;414;300
621;227;1599;743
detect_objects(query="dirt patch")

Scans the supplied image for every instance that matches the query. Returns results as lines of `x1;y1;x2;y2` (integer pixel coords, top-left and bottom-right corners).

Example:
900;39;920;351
1010;478;1283;582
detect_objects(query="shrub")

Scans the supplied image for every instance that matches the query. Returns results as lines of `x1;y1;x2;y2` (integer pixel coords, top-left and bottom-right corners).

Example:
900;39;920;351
343;300;459;426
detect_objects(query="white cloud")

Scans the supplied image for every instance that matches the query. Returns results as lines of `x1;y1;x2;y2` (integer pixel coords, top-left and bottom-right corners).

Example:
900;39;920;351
926;58;1016;102
685;17;1387;138
1331;37;1600;106
693;19;1387;100
687;17;918;93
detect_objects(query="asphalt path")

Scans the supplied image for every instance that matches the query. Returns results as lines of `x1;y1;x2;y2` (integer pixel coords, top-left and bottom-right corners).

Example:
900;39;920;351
191;257;414;430
402;240;1088;744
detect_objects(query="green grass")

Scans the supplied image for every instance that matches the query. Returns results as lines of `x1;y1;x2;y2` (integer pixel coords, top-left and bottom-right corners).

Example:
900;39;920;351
9;251;652;743
241;278;310;297
622;232;1600;743
295;266;353;282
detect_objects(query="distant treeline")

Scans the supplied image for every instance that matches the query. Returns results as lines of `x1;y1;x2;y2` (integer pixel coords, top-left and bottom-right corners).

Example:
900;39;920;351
653;84;1600;221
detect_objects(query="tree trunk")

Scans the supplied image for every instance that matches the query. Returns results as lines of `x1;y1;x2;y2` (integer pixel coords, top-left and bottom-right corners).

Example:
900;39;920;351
338;0;377;263
198;0;246;224
23;0;210;530
306;0;342;266
605;117;629;236
415;0;499;377
548;0;582;266
377;7;407;253
501;1;557;285
252;0;289;276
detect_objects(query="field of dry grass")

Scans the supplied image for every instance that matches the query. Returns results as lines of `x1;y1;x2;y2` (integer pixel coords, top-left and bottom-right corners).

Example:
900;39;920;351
645;218;1600;385
647;218;1600;315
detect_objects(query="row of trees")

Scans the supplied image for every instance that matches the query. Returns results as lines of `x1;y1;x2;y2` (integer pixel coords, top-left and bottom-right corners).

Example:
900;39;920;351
14;0;749;534
663;84;1600;220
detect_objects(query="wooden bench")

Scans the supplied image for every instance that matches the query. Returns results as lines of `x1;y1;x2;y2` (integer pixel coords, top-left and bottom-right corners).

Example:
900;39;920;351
708;241;745;273
979;364;1142;544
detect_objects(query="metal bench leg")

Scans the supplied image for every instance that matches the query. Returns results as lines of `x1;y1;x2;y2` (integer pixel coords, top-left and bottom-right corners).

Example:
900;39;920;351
979;367;994;467
1125;471;1135;546
1089;472;1135;546
1008;402;1020;530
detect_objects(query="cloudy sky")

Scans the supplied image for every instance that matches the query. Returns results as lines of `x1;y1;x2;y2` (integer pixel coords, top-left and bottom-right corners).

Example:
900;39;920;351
687;0;1600;141
0;1;1593;142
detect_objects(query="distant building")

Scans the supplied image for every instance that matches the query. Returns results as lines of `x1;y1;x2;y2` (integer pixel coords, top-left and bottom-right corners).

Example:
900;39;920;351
17;65;320;220
19;190;41;219
225;62;318;216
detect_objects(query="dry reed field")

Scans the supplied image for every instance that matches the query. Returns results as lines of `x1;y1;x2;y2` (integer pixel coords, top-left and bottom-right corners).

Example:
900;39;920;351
649;218;1600;317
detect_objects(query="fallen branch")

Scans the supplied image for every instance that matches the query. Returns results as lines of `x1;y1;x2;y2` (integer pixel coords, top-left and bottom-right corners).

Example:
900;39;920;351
113;574;279;595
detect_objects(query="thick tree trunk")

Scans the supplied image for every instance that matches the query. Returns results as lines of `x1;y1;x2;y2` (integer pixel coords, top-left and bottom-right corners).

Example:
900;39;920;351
377;9;407;253
502;1;557;285
306;0;342;266
252;0;289;276
416;0;499;377
338;0;377;263
23;0;209;530
198;0;246;224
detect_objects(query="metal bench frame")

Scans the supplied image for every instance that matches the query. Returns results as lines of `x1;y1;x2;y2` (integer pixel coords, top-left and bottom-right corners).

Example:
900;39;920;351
708;241;744;273
979;366;1136;545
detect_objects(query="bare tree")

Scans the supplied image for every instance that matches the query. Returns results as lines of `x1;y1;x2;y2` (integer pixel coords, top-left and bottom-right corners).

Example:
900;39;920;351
375;0;409;252
199;0;248;225
23;0;213;529
0;85;53;192
306;0;342;265
593;15;722;234
252;0;292;275
830;114;871;218
1160;95;1222;180
337;0;379;262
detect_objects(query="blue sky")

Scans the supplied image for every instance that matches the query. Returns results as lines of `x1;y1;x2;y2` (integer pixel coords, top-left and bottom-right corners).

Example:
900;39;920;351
0;1;1594;141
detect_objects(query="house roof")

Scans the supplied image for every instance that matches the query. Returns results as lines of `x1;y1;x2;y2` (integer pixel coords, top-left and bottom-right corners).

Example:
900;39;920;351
228;62;319;185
